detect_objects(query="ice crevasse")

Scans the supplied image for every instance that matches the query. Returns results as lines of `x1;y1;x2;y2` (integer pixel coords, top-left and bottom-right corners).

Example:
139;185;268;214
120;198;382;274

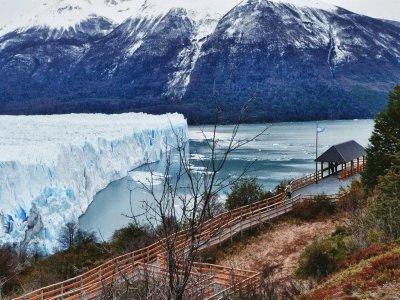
0;113;188;253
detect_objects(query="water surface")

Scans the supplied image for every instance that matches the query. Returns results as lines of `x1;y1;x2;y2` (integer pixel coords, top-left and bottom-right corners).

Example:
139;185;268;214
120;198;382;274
79;119;373;239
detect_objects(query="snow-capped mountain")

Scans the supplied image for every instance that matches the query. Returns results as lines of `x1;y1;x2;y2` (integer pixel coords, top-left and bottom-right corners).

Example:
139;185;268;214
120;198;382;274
0;0;237;35
0;0;399;122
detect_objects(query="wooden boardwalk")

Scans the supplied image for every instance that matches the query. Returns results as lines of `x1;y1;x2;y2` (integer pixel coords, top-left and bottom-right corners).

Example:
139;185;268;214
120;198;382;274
294;159;365;196
15;162;364;300
294;175;357;196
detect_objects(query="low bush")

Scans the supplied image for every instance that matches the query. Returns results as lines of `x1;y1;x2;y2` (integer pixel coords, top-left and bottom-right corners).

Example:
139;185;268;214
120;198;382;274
296;238;340;280
291;195;336;221
336;180;366;213
110;223;153;254
20;241;108;293
225;178;265;210
296;227;353;281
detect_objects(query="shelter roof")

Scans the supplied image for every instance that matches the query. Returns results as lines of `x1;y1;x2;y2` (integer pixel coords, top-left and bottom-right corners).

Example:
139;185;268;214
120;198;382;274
316;140;366;163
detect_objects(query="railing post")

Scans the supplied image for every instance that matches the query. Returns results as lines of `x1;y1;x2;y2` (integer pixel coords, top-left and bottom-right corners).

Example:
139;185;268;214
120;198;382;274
219;227;222;248
115;257;119;278
240;211;243;238
250;207;253;230
230;269;235;286
230;224;233;244
81;287;87;300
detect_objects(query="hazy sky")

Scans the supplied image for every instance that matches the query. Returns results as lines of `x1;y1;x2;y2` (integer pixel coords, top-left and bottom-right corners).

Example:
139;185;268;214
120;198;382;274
327;0;400;21
0;0;399;27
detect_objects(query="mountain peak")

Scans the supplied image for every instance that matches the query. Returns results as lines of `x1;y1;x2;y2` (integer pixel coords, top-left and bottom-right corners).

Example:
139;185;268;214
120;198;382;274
264;0;336;11
0;0;340;35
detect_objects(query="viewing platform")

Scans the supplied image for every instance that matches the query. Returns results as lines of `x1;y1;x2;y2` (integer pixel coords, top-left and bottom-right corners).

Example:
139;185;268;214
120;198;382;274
293;175;358;197
290;140;366;196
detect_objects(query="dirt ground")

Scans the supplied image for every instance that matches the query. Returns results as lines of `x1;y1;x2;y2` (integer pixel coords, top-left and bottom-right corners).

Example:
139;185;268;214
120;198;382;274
217;217;344;281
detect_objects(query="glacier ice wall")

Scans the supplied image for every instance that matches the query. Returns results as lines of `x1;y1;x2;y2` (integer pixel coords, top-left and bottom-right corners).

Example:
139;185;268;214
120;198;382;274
0;113;187;253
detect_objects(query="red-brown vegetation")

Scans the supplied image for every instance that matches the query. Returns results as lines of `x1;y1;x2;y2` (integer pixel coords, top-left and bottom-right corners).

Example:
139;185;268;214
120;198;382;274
339;244;387;269
307;244;400;299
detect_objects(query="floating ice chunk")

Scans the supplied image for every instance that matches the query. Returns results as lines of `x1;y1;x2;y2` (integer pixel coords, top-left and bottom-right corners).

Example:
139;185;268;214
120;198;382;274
129;171;164;186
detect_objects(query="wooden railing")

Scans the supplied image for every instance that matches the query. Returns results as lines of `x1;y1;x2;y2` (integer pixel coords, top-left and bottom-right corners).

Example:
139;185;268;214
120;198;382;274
338;158;366;180
15;165;362;300
290;170;323;190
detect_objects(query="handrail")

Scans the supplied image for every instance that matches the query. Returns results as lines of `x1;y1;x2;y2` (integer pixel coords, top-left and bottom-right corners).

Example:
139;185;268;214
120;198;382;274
15;163;364;300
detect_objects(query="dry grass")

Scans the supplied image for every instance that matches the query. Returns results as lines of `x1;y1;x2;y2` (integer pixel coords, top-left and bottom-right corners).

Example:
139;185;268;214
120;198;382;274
217;216;344;281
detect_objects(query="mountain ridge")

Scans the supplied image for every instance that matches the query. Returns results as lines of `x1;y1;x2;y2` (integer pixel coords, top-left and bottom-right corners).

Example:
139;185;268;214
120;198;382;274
0;0;399;123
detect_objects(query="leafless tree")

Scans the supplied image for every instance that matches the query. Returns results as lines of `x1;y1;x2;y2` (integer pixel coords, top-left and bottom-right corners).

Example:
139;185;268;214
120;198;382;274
337;181;369;248
58;221;79;249
0;246;19;300
0;277;6;300
127;107;269;300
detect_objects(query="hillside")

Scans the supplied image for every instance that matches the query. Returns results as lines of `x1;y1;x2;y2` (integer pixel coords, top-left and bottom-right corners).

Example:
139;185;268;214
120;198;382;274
0;0;399;122
217;217;342;281
307;243;400;299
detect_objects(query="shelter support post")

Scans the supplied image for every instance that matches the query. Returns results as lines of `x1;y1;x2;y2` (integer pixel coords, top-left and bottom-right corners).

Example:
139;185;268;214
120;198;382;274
321;162;324;179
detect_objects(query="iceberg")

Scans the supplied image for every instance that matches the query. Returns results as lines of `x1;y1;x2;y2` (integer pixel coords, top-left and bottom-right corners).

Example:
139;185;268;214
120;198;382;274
0;113;187;253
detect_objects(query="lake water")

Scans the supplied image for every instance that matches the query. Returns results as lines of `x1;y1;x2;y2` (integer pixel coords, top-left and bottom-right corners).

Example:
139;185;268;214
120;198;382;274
79;119;374;239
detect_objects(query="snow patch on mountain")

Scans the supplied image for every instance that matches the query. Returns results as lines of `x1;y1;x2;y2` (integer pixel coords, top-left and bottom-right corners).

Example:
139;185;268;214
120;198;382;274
0;113;188;253
164;14;219;98
266;0;336;11
123;15;165;57
0;0;338;37
0;0;109;36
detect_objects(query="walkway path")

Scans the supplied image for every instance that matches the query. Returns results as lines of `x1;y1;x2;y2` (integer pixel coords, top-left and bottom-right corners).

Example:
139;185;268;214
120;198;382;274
293;174;359;196
15;164;364;300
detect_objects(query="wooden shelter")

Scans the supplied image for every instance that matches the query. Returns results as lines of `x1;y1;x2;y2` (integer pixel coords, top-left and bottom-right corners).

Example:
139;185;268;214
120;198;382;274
315;140;366;182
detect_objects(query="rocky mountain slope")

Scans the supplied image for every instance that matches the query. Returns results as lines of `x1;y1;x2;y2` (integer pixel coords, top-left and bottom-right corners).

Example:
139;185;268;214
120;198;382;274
0;0;399;123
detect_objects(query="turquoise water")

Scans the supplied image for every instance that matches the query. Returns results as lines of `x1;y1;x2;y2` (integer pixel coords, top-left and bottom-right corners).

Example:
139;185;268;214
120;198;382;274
79;119;373;239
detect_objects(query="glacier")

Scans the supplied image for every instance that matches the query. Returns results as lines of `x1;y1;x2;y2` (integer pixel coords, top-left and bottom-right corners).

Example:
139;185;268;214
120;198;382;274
0;113;187;254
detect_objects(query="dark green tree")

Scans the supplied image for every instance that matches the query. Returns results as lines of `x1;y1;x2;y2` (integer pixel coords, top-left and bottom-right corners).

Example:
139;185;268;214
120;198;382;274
110;224;150;254
366;152;400;242
362;85;400;191
225;177;264;210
